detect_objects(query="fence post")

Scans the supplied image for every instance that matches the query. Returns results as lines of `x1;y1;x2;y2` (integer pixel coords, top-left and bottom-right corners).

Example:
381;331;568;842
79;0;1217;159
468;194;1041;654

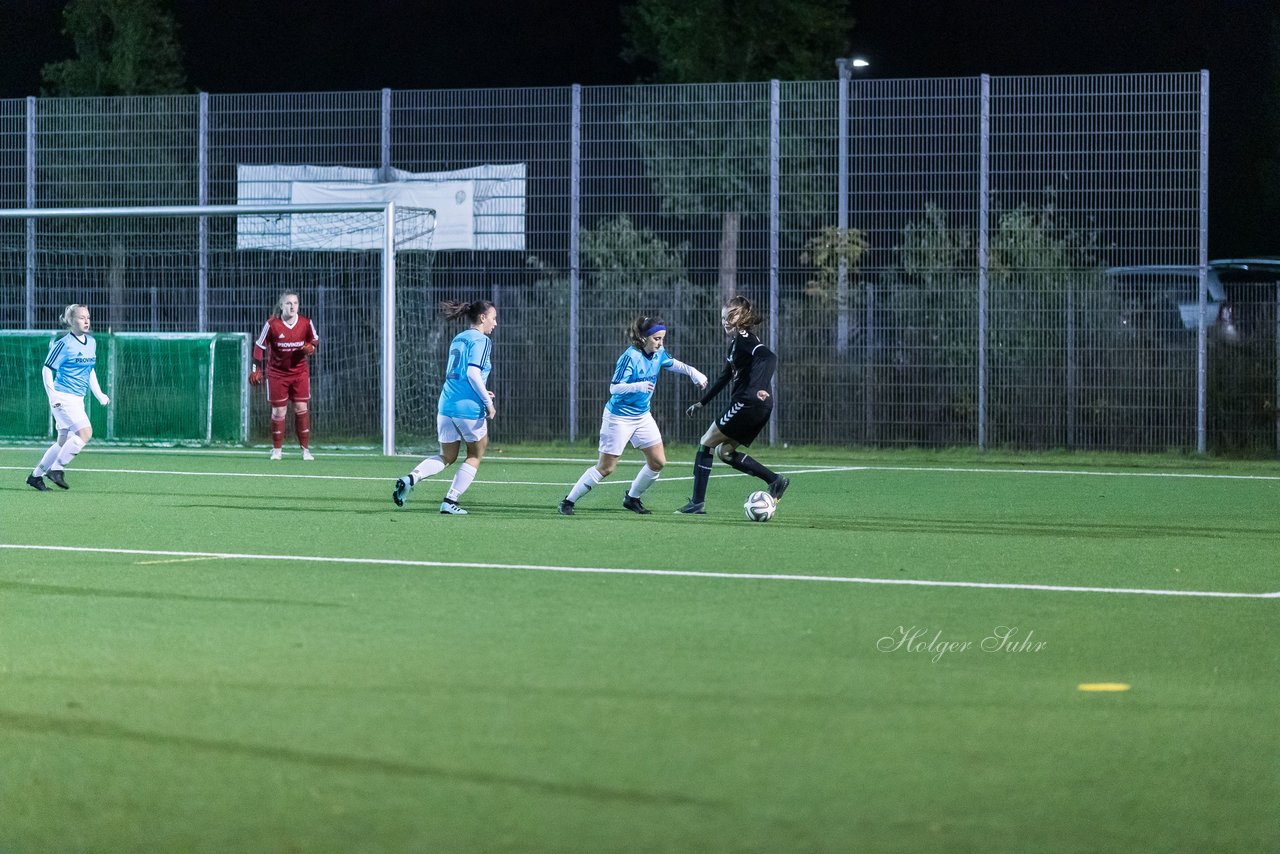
769;79;781;446
835;61;851;357
1066;282;1076;448
568;84;582;443
25;96;36;330
865;280;874;442
380;88;393;182
198;91;209;333
977;75;991;450
381;202;397;455
1195;69;1210;455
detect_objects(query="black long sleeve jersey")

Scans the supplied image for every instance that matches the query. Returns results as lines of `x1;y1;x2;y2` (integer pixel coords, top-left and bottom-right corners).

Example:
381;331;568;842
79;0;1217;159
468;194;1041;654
698;328;777;407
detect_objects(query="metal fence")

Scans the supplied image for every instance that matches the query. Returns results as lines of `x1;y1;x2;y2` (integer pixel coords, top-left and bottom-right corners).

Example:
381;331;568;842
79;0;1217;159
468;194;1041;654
5;72;1267;454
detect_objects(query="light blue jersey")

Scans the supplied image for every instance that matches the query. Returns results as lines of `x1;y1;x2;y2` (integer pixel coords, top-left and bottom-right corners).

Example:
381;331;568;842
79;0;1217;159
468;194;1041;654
438;328;493;419
605;346;673;417
45;332;97;397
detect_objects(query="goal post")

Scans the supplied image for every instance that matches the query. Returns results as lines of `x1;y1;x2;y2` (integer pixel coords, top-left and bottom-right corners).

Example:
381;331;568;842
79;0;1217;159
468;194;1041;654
0;202;435;452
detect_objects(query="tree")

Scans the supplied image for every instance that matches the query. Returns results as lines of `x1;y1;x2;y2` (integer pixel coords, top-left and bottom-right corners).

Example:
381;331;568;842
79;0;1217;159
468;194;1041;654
621;0;854;302
37;0;192;331
42;0;187;96
622;0;852;83
888;198;1115;446
1259;12;1280;237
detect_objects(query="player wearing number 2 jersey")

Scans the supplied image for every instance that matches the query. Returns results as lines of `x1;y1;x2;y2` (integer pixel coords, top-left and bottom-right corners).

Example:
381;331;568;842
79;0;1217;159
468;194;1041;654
392;299;498;515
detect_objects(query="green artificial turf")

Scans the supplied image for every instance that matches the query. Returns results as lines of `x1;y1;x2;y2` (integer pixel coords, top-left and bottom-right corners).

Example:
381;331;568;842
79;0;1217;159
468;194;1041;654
0;445;1277;852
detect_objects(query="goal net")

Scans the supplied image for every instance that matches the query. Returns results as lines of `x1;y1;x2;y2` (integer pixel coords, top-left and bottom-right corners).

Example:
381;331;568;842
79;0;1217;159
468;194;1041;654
0;330;249;444
0;204;436;450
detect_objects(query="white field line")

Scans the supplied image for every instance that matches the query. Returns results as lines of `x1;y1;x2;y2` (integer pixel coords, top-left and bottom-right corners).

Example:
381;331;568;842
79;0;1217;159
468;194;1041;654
0;445;839;468
1;544;1276;600
6;461;1279;484
860;465;1280;482
0;464;857;486
4;447;1278;480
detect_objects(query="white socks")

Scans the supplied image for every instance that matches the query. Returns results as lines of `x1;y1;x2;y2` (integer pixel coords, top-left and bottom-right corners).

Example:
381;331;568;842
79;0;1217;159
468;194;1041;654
410;455;447;483
33;440;63;477
567;466;605;503
445;463;477;502
407;457;477;504
628;465;661;499
52;435;86;470
567;465;661;503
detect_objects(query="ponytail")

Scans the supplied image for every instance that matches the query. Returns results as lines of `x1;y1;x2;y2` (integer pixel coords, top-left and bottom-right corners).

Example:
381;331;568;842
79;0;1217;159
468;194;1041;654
440;299;496;324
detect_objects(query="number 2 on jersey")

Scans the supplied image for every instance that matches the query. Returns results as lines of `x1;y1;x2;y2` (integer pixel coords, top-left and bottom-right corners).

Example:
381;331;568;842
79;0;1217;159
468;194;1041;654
446;346;466;380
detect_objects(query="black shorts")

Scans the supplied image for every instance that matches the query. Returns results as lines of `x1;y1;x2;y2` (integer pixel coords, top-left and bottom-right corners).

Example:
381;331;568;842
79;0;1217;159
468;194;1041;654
715;400;772;446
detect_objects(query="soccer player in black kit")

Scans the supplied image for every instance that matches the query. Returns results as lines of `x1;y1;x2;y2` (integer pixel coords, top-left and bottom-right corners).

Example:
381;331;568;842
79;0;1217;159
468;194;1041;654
676;295;789;514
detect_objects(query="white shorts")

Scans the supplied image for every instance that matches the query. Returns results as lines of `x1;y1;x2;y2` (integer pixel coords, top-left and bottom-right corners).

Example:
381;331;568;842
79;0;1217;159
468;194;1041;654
437;413;488;444
50;391;91;432
598;410;662;457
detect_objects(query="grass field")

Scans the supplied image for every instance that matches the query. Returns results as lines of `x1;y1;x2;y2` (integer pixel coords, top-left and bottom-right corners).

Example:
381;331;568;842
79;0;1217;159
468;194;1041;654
1;443;1277;852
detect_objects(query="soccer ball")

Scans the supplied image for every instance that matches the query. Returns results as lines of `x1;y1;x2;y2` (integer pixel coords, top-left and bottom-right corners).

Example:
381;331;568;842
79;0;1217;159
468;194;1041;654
744;490;776;522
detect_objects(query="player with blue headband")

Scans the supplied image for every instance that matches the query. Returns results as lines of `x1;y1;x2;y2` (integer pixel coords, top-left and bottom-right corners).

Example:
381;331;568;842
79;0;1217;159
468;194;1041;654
558;315;708;516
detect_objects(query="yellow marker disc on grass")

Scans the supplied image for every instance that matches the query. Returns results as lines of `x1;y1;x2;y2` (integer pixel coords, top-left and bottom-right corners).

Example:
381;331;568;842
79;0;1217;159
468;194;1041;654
1078;683;1130;692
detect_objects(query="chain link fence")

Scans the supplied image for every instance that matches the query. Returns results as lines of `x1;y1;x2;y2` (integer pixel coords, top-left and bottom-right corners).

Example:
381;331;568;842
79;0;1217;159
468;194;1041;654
5;72;1270;454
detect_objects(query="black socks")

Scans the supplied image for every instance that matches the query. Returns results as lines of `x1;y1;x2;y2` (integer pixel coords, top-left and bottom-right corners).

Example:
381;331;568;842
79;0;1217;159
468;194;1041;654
725;450;776;484
690;445;714;503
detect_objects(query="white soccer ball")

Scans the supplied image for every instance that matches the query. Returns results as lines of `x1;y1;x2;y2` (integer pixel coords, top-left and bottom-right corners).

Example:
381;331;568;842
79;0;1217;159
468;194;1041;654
744;490;776;522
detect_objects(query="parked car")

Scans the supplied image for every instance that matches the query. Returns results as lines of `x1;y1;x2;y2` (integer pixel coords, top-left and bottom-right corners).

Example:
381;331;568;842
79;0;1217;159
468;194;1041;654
1105;258;1280;343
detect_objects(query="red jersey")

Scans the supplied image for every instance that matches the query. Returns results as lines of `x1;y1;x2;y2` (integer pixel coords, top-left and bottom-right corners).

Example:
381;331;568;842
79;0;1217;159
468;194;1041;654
254;315;319;375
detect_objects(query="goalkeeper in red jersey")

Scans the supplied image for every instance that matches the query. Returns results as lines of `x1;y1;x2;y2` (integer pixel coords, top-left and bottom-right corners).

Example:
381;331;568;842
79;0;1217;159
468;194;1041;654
250;292;319;460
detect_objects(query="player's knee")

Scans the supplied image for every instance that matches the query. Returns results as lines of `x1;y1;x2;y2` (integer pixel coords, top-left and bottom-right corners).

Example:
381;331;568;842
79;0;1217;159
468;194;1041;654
77;426;93;443
596;460;616;477
716;445;736;464
294;402;308;414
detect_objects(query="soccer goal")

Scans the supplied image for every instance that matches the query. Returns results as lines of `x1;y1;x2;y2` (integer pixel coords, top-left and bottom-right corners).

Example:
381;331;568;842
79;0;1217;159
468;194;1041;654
0;329;249;444
0;203;435;452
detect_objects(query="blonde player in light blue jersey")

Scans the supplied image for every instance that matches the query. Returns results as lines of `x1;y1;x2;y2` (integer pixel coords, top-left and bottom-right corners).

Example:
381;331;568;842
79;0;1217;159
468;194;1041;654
558;315;707;516
392;299;498;515
27;304;111;491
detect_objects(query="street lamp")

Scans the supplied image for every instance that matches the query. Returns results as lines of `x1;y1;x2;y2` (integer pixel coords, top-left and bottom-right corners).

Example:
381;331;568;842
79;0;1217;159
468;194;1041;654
834;57;869;356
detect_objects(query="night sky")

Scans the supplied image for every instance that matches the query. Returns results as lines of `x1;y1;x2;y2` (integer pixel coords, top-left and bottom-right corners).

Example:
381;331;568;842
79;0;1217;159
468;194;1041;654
1;0;1275;254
